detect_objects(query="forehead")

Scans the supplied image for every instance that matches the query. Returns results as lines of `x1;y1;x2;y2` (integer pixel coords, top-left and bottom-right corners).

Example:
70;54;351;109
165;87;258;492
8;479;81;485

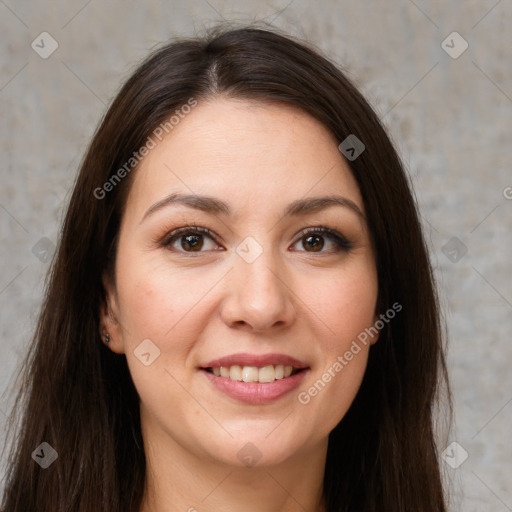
124;98;364;222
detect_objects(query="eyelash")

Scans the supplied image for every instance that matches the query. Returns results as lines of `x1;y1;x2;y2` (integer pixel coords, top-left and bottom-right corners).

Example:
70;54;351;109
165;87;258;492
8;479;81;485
159;224;354;255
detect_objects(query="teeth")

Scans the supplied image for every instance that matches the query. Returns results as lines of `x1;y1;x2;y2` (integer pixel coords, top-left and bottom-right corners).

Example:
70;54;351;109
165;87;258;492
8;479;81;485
242;366;259;382
209;364;297;383
258;365;275;383
230;365;242;381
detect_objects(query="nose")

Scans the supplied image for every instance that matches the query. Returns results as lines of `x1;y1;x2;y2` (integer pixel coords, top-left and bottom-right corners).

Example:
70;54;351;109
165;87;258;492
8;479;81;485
219;246;296;333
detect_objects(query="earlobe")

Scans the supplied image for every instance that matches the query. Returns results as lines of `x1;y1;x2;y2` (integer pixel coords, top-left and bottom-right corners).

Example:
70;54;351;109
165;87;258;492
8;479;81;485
99;274;125;354
370;314;381;346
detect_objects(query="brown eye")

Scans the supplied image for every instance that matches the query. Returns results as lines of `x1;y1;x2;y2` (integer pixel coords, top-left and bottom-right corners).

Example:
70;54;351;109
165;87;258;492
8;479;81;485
179;233;204;251
291;226;353;253
303;234;324;252
161;227;221;253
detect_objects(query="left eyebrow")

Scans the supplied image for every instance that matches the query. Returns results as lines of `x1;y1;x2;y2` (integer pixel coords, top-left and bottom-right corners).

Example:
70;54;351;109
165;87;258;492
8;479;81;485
284;195;365;221
139;192;366;224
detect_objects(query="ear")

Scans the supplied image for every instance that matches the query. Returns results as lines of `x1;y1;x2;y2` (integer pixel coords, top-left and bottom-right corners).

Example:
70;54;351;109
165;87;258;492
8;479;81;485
369;313;381;346
99;273;125;354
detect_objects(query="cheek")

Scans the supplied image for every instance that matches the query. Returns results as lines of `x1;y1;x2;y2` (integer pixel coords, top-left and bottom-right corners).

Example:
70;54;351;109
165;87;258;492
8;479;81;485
115;248;216;343
303;349;369;433
115;257;213;412
299;261;378;350
294;262;377;427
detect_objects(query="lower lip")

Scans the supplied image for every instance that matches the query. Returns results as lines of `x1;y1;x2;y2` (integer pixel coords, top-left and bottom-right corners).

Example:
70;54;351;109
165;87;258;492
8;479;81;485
201;369;309;405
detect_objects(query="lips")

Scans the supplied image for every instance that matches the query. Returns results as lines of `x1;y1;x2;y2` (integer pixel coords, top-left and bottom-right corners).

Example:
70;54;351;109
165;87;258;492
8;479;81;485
200;352;310;404
202;353;308;369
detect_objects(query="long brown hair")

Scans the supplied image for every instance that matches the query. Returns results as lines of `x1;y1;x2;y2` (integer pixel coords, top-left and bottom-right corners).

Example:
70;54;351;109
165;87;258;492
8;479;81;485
1;23;452;511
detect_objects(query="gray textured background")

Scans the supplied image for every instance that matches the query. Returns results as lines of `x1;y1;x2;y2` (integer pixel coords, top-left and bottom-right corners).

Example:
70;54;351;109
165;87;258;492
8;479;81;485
1;1;511;510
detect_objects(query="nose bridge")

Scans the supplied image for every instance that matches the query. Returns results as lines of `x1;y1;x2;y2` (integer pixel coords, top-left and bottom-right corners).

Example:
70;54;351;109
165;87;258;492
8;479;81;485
239;243;281;293
222;235;295;331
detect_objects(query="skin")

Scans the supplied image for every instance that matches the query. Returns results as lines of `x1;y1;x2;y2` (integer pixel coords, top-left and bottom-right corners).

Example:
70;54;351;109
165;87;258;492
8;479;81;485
100;97;380;512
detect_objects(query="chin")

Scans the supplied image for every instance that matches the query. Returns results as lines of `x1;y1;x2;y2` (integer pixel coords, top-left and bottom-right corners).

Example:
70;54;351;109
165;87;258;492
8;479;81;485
208;433;307;469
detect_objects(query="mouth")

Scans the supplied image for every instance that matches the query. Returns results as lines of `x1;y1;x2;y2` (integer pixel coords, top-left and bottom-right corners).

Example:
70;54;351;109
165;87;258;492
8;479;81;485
199;353;310;403
203;364;305;384
201;365;309;405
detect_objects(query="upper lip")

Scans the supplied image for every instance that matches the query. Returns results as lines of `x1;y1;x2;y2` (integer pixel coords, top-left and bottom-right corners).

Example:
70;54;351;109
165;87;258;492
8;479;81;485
201;353;309;369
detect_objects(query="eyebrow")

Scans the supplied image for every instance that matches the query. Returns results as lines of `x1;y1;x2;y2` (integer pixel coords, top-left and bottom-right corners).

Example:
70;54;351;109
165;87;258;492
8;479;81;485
140;192;365;224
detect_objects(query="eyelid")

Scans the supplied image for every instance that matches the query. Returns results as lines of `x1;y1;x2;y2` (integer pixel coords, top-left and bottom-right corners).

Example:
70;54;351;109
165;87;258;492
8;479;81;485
160;225;221;248
159;224;354;254
292;225;354;252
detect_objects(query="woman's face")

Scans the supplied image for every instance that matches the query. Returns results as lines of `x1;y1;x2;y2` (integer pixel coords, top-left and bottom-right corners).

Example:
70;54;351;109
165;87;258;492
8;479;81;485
102;98;379;467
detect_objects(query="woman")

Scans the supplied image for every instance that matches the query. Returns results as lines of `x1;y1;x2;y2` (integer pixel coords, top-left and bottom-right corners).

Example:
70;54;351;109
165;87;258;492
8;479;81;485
1;24;451;511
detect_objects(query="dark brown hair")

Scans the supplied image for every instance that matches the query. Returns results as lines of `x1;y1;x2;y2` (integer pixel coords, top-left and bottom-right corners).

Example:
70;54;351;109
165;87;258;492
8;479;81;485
1;24;451;511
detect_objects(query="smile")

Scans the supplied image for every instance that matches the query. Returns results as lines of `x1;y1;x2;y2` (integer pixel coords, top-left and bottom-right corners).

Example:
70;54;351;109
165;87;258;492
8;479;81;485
205;364;301;383
200;353;310;404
